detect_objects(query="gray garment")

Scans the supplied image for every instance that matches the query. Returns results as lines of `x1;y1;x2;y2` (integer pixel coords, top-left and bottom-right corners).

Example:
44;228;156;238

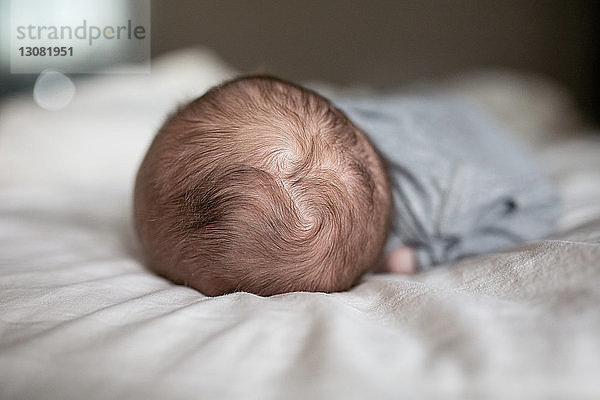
334;94;560;270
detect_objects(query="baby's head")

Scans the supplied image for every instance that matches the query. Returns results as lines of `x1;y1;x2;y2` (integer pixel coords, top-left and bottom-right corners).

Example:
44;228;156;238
134;75;392;296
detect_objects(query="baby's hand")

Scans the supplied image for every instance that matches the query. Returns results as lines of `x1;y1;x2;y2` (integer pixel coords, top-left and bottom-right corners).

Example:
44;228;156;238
376;246;416;274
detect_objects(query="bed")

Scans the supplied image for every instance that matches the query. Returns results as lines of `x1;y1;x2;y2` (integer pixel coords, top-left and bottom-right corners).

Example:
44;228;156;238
1;48;599;399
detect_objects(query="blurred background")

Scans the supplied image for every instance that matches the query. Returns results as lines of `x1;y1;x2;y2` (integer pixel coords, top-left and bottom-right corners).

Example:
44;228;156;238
2;0;599;120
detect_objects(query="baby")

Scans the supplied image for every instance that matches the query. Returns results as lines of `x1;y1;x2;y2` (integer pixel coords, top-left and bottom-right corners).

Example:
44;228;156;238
134;74;559;296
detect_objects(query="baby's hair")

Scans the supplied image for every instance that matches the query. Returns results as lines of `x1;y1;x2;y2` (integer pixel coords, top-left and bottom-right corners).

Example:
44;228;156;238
134;74;392;296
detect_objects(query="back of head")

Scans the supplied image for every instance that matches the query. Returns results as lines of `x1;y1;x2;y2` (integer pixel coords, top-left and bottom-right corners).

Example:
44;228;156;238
134;75;392;296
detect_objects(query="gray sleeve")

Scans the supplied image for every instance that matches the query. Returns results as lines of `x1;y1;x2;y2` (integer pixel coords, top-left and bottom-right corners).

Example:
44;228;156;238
406;161;560;270
336;95;560;271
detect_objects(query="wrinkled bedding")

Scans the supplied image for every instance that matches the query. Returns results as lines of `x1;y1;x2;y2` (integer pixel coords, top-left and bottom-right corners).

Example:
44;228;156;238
1;49;599;399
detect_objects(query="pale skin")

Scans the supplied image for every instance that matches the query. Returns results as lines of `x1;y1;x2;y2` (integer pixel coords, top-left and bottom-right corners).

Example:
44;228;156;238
376;246;417;274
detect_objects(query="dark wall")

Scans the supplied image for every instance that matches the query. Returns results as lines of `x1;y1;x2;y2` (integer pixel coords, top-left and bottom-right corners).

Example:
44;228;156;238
151;0;598;119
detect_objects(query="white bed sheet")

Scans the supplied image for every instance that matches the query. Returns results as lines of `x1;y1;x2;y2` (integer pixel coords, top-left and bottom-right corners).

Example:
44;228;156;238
1;49;599;400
